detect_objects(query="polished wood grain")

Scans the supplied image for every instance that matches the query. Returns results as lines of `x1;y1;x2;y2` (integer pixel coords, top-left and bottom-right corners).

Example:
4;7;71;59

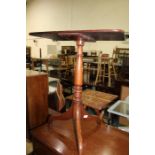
66;89;118;110
120;85;129;100
26;70;48;130
55;81;66;111
47;38;86;154
32;119;129;155
29;29;125;41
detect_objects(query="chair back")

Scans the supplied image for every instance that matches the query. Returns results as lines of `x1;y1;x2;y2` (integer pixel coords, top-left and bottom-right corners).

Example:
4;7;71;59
59;55;67;66
91;51;97;56
97;53;110;64
67;55;76;66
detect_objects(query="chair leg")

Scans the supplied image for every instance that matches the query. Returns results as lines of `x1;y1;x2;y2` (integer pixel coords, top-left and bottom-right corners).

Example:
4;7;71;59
99;110;104;121
95;64;101;85
87;64;90;84
103;64;105;84
112;63;117;79
108;64;111;87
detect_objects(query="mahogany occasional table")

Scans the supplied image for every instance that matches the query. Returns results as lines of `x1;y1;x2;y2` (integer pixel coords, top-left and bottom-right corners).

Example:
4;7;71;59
29;29;128;155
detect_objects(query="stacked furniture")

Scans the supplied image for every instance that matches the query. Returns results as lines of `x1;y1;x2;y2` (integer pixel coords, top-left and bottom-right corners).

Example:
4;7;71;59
94;53;117;87
26;46;31;69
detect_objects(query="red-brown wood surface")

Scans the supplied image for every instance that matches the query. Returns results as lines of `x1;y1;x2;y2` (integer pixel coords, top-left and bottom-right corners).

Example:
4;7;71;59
47;37;86;154
66;89;118;110
32;119;129;155
26;70;48;130
29;29;125;41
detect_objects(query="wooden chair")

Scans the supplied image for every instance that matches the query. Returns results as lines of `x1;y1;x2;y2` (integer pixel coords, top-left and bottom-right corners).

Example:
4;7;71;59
95;53;108;85
31;58;42;71
49;81;66;112
91;51;97;56
31;58;50;75
49;55;68;79
64;55;76;78
85;52;100;85
95;53;117;87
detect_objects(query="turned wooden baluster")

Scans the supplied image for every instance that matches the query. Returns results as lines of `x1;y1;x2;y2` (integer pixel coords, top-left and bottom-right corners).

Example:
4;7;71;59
72;37;84;155
48;37;85;154
47;34;100;155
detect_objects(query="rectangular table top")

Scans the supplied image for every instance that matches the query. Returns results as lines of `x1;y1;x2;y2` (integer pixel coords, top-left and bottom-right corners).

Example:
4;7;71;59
66;89;118;110
29;29;125;42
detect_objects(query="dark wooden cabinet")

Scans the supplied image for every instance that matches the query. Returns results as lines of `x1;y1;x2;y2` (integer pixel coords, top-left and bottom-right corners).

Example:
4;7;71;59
26;46;31;68
114;48;129;80
26;70;49;138
115;79;129;100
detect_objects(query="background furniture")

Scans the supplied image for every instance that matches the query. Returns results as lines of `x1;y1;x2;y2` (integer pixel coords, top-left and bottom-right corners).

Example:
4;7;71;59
94;53;117;87
66;89;118;118
48;77;59;94
26;46;31;69
54;81;66;111
61;55;76;78
61;46;76;55
83;52;99;85
85;52;117;87
115;79;129;100
31;58;43;72
31;57;67;78
120;85;129;100
48;77;60;110
26;70;48;138
107;80;129;129
112;48;129;80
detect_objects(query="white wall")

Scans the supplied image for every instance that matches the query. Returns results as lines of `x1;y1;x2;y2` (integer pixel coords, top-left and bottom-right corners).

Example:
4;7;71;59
26;0;129;57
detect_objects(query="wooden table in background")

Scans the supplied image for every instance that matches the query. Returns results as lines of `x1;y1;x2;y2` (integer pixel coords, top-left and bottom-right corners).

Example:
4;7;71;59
66;89;118;117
